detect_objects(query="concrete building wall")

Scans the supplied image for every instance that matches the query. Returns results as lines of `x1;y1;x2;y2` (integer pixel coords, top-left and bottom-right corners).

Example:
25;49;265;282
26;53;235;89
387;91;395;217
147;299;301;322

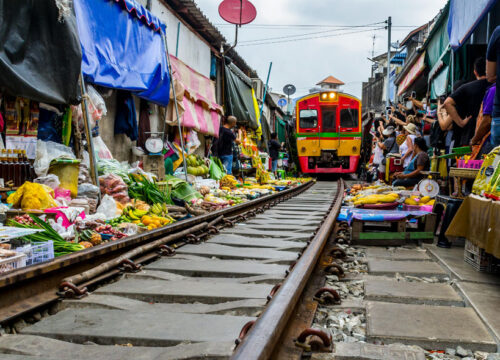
97;0;213;163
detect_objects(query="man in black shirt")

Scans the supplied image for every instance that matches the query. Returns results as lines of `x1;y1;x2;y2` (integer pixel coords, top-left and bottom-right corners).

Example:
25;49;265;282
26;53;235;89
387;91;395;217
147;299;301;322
268;132;282;173
444;58;489;146
217;116;240;175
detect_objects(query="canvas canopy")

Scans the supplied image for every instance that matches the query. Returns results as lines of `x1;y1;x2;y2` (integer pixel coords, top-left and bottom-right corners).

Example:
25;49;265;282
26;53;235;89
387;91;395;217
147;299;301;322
0;0;82;104
224;63;258;129
74;0;170;105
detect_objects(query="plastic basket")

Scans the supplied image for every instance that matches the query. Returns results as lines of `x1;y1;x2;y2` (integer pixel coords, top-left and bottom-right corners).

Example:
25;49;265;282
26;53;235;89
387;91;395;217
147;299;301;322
17;241;54;266
0;252;26;274
457;159;483;169
464;241;500;273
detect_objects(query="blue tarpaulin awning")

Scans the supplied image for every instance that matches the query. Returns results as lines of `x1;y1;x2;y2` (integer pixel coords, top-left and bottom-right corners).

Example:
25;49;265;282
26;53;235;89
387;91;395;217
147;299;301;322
74;0;170;105
448;0;497;50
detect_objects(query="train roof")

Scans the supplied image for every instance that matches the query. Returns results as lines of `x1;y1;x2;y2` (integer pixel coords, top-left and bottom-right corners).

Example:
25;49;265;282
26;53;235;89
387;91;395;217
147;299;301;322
295;90;361;102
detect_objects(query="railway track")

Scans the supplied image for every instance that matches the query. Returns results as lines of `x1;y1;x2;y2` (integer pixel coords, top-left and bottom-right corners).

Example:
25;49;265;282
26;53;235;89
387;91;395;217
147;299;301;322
1;178;499;360
0;180;345;359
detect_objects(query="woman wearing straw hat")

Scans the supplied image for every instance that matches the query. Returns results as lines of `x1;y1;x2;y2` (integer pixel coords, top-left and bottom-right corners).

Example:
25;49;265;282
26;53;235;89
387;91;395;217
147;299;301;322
400;123;419;168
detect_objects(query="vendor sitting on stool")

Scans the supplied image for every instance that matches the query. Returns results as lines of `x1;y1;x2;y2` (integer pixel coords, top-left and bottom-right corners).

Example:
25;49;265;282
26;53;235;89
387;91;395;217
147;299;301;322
392;137;430;187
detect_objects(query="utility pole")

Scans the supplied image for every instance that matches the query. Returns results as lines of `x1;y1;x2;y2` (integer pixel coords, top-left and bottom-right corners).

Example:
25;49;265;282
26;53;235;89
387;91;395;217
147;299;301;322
386;16;392;114
371;34;376;78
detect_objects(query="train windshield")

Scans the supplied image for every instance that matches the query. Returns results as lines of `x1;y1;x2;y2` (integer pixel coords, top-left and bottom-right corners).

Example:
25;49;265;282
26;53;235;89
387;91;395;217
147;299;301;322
299;109;318;128
321;106;336;132
340;108;359;128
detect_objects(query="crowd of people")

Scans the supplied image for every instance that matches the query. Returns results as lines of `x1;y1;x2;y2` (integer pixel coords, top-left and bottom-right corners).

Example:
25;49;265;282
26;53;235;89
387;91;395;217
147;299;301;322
367;25;500;189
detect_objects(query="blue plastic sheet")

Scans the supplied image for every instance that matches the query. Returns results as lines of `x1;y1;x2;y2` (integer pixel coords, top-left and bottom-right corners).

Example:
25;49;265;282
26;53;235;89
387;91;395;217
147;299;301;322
448;0;496;50
74;0;170;105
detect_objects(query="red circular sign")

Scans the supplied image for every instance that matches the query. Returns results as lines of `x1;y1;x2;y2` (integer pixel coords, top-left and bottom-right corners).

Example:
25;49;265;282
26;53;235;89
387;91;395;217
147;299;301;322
218;0;257;25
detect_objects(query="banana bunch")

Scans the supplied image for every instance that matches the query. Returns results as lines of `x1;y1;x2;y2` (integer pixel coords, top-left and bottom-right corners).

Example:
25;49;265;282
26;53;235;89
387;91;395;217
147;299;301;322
122;206;149;221
353;193;399;206
221;175;238;189
149;203;169;217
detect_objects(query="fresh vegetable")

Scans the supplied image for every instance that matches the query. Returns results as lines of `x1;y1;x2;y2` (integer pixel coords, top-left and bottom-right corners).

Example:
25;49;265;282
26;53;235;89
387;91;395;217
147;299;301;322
8;215;85;256
128;178;172;205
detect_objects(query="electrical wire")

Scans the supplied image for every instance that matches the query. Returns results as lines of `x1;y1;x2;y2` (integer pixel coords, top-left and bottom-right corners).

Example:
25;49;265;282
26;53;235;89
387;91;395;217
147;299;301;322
240;24;385;44
216;23;418;29
239;27;386;46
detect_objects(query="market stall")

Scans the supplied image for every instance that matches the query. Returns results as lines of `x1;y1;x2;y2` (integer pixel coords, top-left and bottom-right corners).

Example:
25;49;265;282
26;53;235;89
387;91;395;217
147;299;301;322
444;145;500;272
0;0;311;275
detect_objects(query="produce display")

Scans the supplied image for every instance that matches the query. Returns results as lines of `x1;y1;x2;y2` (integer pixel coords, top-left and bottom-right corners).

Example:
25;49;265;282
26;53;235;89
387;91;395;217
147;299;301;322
1;141;310;275
345;183;435;210
186;154;209;176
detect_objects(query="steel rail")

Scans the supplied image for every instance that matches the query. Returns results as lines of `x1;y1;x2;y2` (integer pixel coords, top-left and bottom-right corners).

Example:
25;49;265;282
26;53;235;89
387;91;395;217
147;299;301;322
0;180;314;324
231;179;344;360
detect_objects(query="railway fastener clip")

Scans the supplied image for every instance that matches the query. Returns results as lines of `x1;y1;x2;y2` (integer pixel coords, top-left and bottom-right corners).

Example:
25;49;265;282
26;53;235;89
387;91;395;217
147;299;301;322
235;320;256;346
294;328;333;352
158;245;176;257
329;246;347;259
58;281;88;299
266;283;282;303
313;287;341;305
120;259;142;272
324;262;345;278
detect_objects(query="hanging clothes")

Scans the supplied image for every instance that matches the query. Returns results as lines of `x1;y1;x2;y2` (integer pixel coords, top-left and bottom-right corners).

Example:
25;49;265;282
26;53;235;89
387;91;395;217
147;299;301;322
138;99;151;149
114;91;138;141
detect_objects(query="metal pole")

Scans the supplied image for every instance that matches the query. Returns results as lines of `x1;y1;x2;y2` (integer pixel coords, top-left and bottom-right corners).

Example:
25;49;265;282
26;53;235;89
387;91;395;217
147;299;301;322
487;12;491;41
258;62;272;126
175;22;181;57
386;16;392;115
79;74;100;192
451;50;455;89
162;32;189;182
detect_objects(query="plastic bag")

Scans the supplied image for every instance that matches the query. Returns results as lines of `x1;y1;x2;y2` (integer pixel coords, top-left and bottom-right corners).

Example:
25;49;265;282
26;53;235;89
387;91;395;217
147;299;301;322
209;157;224;180
34;174;60;189
86;84;107;120
54;188;72;205
185;130;201;154
77;183;100;199
93;135;113;160
95;195;118;220
34;140;75;177
117;223;138;236
99;174;130;204
97;159;130;181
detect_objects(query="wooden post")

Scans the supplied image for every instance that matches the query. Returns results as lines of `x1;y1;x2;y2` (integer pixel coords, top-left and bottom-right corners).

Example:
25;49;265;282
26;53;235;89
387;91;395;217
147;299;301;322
79;74;100;192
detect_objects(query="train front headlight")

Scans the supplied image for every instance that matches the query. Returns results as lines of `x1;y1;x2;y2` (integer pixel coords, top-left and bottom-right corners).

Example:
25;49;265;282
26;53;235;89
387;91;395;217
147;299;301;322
329;92;336;100
321;93;327;100
352;146;358;152
301;147;306;153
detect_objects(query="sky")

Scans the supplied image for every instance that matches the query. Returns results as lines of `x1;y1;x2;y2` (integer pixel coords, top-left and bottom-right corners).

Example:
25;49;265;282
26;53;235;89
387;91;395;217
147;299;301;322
194;0;448;99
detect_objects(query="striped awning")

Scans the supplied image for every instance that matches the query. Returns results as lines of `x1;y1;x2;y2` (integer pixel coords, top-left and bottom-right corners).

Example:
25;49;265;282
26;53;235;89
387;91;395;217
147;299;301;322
166;55;223;137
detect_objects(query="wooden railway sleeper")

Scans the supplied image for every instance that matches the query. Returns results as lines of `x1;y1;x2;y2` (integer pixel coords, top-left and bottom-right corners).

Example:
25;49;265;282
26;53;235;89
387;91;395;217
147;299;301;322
58;281;88;299
314;287;341;305
235;320;256;346
294;328;333;352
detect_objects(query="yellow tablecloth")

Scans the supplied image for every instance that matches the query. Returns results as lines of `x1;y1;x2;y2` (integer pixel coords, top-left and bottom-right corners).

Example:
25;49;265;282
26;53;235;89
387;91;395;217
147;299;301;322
446;195;500;258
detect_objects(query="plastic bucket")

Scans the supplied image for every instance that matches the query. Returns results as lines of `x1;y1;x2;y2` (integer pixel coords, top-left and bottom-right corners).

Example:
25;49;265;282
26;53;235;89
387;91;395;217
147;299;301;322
48;160;80;198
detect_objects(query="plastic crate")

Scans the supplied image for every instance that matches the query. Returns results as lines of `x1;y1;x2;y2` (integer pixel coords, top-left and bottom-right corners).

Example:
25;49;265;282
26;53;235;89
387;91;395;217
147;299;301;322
16;241;54;266
457;159;483;169
0;252;26;274
464;241;500;273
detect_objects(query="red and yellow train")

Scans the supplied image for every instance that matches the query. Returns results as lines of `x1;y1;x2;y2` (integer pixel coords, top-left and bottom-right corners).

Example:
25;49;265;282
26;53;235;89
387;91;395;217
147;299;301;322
295;91;361;174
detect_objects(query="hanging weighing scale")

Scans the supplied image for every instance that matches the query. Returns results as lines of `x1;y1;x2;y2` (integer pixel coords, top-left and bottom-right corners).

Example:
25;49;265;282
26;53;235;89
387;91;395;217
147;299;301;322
418;177;440;198
144;132;165;155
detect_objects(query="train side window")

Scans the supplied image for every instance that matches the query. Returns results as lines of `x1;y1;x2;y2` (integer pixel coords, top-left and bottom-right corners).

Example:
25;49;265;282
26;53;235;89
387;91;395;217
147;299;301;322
299;109;318;128
340;108;359;128
321;106;336;132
